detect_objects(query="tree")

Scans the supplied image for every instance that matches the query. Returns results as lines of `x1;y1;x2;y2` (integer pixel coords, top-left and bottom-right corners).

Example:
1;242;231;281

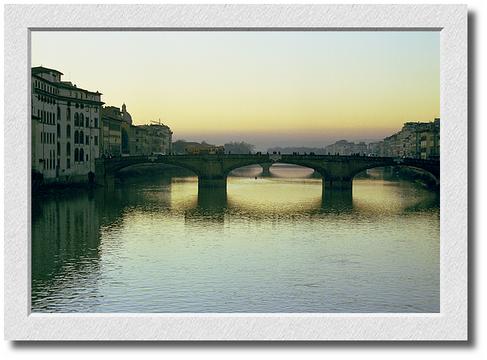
224;141;255;154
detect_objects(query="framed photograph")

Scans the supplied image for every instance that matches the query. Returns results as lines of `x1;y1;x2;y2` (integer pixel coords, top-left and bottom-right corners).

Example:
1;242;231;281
4;4;467;341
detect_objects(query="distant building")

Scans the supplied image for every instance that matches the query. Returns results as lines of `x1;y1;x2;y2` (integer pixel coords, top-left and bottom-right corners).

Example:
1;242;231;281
100;106;123;157
325;140;367;155
382;118;440;159
140;123;173;155
101;104;173;156
419;118;440;159
129;125;150;156
172;140;202;155
367;141;385;156
31;66;103;183
121;103;132;125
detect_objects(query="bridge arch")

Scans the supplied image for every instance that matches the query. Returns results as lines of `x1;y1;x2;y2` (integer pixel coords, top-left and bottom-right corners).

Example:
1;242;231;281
222;160;331;179
100;157;205;181
347;162;439;185
115;161;202;177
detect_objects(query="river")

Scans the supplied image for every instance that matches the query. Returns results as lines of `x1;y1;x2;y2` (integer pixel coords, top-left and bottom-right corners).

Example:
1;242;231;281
31;165;439;313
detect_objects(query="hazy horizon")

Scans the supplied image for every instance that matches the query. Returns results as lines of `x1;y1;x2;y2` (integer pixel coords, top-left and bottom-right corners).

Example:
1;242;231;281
172;133;385;152
32;31;439;150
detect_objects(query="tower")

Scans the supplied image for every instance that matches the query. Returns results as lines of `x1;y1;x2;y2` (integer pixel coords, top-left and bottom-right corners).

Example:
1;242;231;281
121;103;132;125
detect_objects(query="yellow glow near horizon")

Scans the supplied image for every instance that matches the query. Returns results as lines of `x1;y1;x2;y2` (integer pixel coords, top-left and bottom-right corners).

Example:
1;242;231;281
31;31;439;146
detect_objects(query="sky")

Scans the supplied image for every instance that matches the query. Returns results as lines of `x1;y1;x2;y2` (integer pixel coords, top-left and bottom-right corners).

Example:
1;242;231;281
31;31;439;150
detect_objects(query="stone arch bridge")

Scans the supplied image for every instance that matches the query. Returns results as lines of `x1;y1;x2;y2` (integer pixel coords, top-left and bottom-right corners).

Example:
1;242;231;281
95;154;439;193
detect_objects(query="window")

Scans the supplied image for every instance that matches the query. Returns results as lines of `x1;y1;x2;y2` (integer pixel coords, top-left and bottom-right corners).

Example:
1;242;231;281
66;158;70;169
57;142;60;155
80;113;84;127
57;124;60;138
66;142;71;157
79;148;84;163
74;148;79;162
57;106;61;121
86;154;89;161
79;131;84;144
74;130;79;144
66;125;71;139
94;136;98;146
66;107;71;121
74;113;79;127
94;118;98;128
85;135;89;145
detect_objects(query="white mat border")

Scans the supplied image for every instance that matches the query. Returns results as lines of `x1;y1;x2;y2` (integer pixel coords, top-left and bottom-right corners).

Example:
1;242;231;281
4;4;467;341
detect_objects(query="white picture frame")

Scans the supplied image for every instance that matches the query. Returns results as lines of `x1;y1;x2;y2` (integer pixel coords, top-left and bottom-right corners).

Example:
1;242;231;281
4;4;467;341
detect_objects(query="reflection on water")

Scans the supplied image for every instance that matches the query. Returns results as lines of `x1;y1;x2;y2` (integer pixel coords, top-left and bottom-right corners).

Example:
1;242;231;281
32;165;439;313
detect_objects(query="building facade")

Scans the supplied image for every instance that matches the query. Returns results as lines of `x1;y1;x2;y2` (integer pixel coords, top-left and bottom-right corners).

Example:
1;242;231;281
101;104;173;156
419;118;440;159
381;118;440;159
129;125;150;156
31;66;103;183
323;119;440;159
101;106;123;157
325;140;368;155
140;123;173;155
367;141;385;157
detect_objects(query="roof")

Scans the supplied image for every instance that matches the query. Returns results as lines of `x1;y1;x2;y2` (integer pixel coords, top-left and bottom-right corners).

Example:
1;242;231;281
57;81;102;95
31;66;64;76
32;67;103;95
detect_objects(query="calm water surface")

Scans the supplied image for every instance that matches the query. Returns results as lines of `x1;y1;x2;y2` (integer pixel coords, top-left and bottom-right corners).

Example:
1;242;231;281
32;165;439;313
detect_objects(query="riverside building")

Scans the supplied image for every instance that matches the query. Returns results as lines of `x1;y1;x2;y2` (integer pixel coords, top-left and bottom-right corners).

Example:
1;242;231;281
100;106;123;157
382;118;440;159
140;123;173;155
324;140;368;156
102;103;174;156
31;66;103;183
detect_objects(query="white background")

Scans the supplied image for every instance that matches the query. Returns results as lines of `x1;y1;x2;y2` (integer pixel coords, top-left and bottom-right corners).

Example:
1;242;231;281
1;0;484;358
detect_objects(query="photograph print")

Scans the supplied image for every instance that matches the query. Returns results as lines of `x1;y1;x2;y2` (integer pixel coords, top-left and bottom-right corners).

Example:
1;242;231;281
31;30;440;313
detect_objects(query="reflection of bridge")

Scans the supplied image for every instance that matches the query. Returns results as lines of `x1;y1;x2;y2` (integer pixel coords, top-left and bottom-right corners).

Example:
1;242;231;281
95;154;439;193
